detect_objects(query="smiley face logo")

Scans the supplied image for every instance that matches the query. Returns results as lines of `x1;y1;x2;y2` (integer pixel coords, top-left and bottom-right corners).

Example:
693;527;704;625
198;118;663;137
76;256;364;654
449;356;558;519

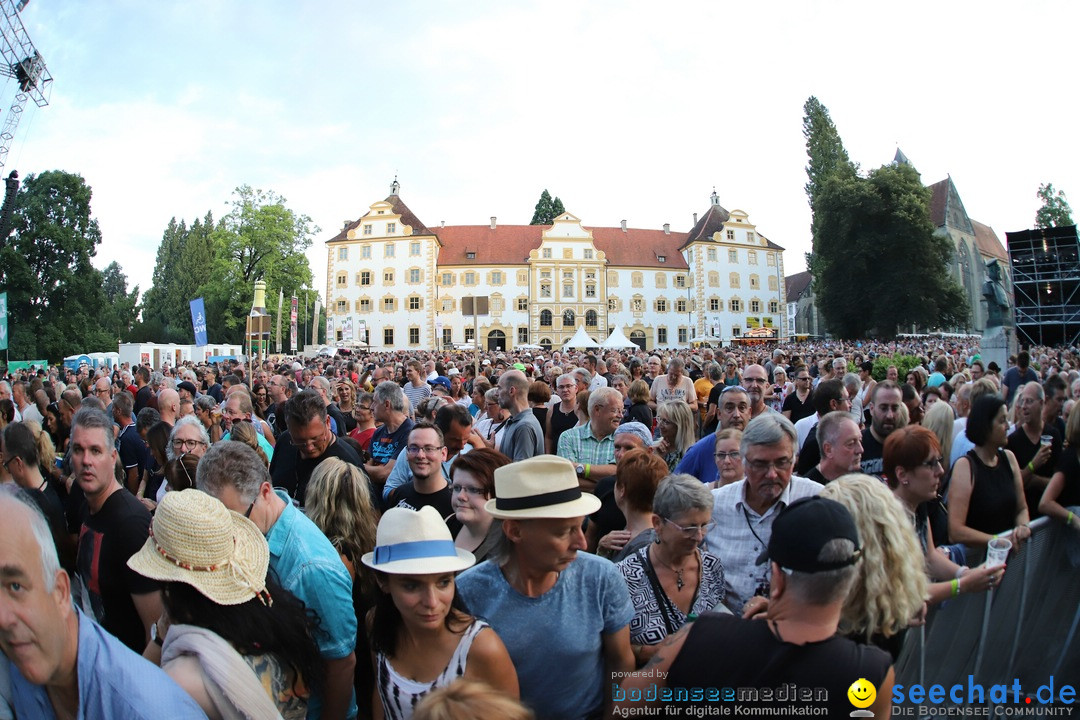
848;678;876;710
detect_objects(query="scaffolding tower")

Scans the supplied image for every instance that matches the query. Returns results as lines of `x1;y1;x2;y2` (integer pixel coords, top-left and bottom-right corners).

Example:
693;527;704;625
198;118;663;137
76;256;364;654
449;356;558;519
1006;224;1080;348
0;0;51;172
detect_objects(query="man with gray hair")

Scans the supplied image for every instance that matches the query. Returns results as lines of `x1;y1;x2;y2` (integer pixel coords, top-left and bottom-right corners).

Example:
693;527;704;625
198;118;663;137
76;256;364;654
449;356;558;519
364;380;414;490
197;441;358;720
557;386;623;491
704;413;822;614
624;497;892;718
496;369;544;461
0;488;206;718
806;411;863;486
309;375;348;437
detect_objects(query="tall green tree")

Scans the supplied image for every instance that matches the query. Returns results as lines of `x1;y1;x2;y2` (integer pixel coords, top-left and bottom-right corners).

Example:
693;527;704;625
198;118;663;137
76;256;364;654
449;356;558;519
1035;183;1074;229
803;96;856;207
809;162;968;337
530;189;565;225
139;217;191;342
100;261;140;343
203;186;316;345
0;171;115;360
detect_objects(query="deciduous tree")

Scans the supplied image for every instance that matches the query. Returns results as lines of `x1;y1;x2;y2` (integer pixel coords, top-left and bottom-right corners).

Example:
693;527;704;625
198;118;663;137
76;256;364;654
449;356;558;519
1035;183;1074;229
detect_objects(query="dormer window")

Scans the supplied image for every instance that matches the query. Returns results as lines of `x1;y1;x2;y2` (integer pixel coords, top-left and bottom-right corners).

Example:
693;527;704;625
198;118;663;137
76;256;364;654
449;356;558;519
466;251;476;259
658;255;666;263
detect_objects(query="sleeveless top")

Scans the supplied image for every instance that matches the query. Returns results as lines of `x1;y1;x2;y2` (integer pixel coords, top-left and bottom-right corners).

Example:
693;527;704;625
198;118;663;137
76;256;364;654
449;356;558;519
964;449;1019;536
376;620;487;720
668;613;891;716
243;652;307;720
548;403;578;450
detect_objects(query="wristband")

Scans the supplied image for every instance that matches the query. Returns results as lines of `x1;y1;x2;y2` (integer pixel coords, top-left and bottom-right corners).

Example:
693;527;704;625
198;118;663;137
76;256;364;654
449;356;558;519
1026;461;1034;472
950;579;960;598
1068;511;1075;525
585;463;591;480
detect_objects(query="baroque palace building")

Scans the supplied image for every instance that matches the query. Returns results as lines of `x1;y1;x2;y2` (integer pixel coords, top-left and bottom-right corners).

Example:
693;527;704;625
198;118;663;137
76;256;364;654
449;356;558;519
324;181;787;352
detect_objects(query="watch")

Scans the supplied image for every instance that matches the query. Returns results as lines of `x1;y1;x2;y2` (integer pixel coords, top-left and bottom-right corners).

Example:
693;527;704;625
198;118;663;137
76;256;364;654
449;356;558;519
575;464;585;477
151;622;164;647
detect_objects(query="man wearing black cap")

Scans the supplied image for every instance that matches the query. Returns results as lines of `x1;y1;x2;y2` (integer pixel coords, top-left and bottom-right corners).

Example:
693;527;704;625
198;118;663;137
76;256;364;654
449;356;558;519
621;497;893;718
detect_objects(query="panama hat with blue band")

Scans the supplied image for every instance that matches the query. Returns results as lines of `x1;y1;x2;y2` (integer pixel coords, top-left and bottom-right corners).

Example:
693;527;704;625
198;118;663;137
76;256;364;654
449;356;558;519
485;455;601;519
361;506;475;575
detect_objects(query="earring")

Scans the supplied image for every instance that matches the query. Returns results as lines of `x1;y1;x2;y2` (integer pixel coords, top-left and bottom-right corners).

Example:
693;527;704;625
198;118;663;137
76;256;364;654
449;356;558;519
654;536;662;544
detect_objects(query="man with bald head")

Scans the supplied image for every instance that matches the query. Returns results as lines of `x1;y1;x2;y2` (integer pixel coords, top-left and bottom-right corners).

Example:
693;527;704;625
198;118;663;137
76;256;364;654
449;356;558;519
496;369;544;461
740;363;773;418
156;388;180;426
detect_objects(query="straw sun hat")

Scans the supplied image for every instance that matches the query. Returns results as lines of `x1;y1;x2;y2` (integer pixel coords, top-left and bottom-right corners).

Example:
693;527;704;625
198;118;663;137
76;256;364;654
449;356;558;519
485;455;601;519
361;506;475;575
127;489;270;606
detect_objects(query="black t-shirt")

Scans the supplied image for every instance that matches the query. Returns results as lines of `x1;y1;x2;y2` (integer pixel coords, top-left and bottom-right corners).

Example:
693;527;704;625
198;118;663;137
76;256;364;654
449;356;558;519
589;475;625;543
667;612;892;717
782;391;815;423
76;488;157;652
804;466;829;485
1008;425;1062;519
368;419;415;467
860;428;885;477
328;403;348;437
384;482;461;534
134;385;153;414
795;424;821;476
703;384;726;435
207;383;224;403
1054;448;1080;508
116;424;149;479
269;432;365;507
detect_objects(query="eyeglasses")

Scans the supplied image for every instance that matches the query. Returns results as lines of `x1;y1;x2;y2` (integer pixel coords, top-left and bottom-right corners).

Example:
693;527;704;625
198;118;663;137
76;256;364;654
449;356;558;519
451;483;486;497
742;377;768;385
1;456;16;471
172;438;208;451
354;405;372;413
94;387;111;395
919;457;944;469
714;451;740;461
663;517;715;537
721;385;748;395
745;457;794;474
177;452;196;488
406;444;445;456
796;377;811;382
244;495;257;519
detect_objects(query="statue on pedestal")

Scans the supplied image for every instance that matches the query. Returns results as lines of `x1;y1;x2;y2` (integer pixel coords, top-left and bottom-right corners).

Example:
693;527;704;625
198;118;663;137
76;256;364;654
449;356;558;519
983;259;1010;329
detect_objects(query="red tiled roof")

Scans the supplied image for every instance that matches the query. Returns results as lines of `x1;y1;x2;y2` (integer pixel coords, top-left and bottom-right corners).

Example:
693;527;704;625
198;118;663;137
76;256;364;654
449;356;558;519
929;179;948;228
684;202;731;245
432;224;691;269
971;219;1007;262
325;194;433;243
785;271;812;301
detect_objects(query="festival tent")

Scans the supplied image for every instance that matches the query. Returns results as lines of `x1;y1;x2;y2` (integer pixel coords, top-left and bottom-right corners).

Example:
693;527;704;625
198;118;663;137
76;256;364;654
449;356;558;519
562;325;600;349
600;326;638;349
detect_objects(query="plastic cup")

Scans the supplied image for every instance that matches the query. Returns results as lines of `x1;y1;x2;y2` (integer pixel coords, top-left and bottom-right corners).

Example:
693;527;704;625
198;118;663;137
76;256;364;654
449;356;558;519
1040;434;1053;447
985;537;1011;569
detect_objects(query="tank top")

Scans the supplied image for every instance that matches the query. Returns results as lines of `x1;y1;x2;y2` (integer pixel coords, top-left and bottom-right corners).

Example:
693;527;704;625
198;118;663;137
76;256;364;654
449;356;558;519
667;613;891;716
548;403;578;451
376;620;487;720
964;449;1019;536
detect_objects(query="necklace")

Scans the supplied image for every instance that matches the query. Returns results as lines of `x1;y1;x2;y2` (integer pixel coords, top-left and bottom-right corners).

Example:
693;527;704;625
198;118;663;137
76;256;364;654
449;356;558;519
652;548;697;591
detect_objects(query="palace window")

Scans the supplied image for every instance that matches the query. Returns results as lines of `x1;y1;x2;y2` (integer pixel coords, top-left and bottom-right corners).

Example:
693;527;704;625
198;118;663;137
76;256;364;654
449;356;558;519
409;327;420;344
338;247;348;261
676;299;687;313
387;222;397;234
540;310;553;326
384;328;394;345
410;242;421;256
408;296;421;311
656;298;668;313
657;328;668;344
363;225;372;236
729;249;738;263
384;243;395;258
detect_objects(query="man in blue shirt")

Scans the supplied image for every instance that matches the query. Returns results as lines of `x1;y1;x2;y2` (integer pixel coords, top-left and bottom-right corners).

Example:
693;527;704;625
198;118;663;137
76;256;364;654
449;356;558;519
0;489;206;719
198;442;358;720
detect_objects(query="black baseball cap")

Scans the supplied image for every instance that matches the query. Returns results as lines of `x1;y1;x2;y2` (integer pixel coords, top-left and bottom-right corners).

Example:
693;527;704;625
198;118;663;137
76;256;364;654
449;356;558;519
177;381;199;397
756;497;861;573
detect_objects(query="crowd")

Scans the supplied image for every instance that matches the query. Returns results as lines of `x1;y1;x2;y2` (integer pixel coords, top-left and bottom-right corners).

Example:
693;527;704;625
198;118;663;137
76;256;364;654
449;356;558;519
0;337;1078;719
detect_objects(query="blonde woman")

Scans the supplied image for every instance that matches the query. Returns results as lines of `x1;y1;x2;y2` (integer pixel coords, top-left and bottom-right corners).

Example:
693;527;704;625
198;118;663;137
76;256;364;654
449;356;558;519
920;401;955;471
306;457;379;583
819;473;928;660
654;400;696;472
228;421;270;468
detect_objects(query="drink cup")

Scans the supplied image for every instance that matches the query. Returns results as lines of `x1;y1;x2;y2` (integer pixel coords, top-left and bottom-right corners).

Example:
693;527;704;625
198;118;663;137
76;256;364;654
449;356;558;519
1040;434;1053;447
985;537;1011;569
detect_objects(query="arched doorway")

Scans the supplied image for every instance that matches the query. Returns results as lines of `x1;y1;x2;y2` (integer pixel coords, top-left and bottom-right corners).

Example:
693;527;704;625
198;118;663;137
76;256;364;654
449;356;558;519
487;329;506;351
630;330;647;351
539;338;552;352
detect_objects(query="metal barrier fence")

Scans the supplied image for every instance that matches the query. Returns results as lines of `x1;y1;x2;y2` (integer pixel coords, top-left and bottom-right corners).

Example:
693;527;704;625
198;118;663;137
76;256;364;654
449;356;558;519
895;515;1080;717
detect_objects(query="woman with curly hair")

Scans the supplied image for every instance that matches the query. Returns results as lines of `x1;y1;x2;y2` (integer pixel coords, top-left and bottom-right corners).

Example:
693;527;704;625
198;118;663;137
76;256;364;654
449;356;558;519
819;473;928;659
305;457;378;584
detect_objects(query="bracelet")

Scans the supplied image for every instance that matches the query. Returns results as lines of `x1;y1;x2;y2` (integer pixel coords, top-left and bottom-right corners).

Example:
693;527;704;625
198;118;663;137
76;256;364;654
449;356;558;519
1026;461;1034;472
585;463;591;480
950;579;960;598
1068;511;1075;525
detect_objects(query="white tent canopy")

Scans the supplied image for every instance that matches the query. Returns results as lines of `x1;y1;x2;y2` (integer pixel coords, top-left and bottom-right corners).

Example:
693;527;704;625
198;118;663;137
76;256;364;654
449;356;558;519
516;343;543;350
601;326;639;349
562;325;600;349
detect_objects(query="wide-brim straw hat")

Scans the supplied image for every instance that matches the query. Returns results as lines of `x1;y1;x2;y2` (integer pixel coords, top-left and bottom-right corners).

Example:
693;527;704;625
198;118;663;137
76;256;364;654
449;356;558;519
127;489;269;606
485;455;601;519
361;506;475;575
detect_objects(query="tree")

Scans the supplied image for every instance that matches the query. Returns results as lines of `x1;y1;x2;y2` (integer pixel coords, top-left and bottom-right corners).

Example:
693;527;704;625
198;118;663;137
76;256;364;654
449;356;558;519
530;189;565;225
1035;183;1074;229
809;162;968;337
100;262;140;342
0;171;115;359
202;186;317;345
803;96;856;208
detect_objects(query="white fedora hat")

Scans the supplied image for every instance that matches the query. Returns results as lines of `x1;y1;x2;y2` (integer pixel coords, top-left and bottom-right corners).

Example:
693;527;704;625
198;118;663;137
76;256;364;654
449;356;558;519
486;455;601;519
361;506;475;575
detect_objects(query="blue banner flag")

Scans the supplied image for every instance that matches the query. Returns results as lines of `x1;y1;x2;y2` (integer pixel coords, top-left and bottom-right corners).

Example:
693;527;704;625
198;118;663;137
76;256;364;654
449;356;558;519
190;298;208;347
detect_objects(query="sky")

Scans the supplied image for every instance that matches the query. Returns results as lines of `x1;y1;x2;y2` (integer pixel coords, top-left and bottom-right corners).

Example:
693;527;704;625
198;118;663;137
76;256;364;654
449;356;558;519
9;1;1079;303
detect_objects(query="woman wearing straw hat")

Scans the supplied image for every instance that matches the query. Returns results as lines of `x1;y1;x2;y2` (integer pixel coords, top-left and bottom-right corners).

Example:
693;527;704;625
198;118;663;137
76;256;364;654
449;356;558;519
456;455;635;720
128;488;324;720
363;506;518;720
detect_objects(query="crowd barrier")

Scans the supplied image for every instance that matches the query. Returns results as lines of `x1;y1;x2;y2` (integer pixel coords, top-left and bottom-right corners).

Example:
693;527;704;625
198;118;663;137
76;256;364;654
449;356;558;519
895;515;1080;717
